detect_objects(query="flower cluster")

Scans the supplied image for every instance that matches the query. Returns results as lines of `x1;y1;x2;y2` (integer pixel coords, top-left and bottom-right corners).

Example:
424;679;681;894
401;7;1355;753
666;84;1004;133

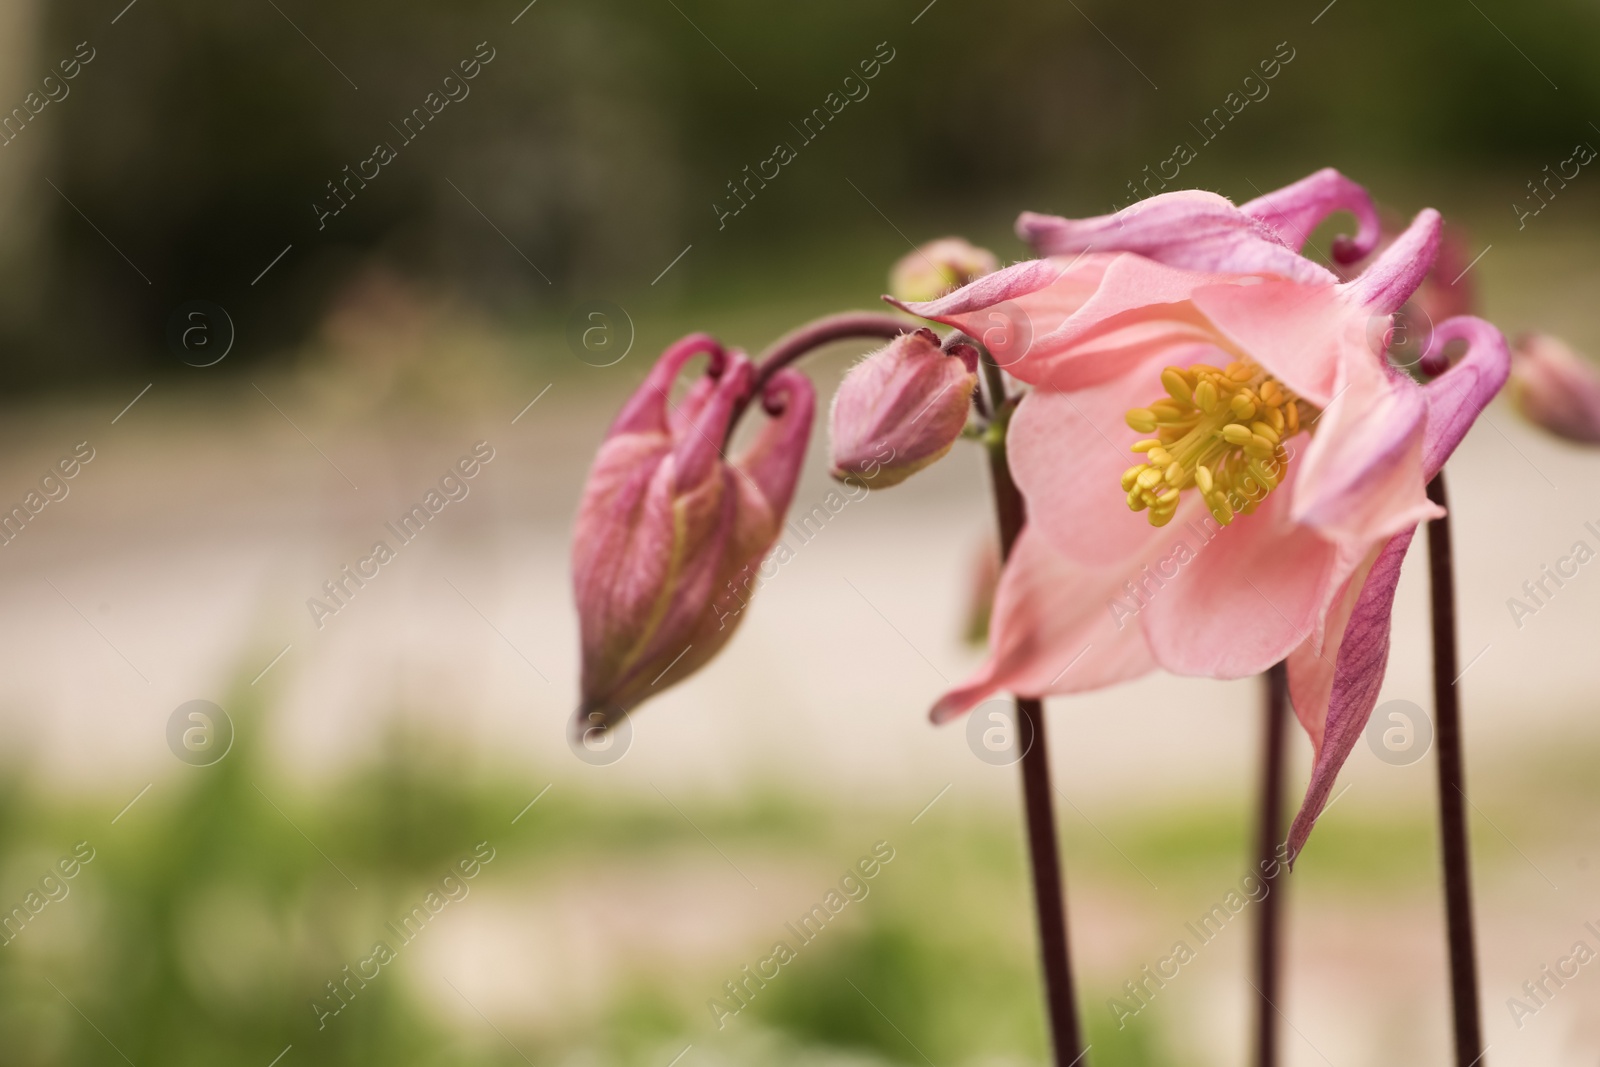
561;168;1592;859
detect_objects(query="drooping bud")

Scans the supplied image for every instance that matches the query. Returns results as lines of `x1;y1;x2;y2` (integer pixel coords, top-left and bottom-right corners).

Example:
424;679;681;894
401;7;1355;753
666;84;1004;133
888;237;1000;303
829;329;977;489
571;335;815;734
1508;333;1600;444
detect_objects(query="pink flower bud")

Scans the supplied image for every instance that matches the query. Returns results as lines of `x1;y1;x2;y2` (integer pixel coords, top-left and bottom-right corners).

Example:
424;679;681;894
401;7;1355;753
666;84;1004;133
1509;333;1600;444
828;329;977;489
888;237;1000;303
571;334;814;732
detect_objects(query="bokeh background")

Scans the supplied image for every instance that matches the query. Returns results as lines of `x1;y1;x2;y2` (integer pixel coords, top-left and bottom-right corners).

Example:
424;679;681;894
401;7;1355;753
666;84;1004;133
0;0;1597;1064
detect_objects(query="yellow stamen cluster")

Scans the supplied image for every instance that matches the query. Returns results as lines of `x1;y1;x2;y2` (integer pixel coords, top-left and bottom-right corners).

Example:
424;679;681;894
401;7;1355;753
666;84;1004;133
1120;360;1312;527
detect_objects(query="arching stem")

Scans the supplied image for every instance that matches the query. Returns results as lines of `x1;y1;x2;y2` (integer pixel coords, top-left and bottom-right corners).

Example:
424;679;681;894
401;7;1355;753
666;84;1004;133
978;347;1086;1066
726;312;911;436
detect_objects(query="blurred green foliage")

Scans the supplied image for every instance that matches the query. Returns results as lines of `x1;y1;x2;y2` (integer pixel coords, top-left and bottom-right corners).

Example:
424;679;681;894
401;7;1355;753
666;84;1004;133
0;655;1574;1064
14;0;1600;383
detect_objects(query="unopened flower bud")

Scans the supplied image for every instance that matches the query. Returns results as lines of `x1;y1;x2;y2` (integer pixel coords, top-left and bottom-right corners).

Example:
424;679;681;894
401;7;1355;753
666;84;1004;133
1509;333;1600;444
829;329;977;489
889;237;999;303
571;335;815;734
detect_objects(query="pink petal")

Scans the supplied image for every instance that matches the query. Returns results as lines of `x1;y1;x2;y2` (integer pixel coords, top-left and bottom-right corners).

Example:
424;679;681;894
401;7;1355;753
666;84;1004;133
1419;316;1513;474
1290;363;1439;545
1238;167;1382;265
1007;369;1182;567
1017;189;1339;286
611;333;724;437
1340;209;1442;315
734;368;815;526
671;356;754;490
1284;539;1388;754
930;524;1158;722
1188;278;1356;407
1139;468;1340;679
1286;528;1415;861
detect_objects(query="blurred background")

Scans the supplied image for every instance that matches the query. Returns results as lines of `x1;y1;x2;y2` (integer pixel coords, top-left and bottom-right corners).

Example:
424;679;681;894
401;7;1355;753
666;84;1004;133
0;0;1598;1064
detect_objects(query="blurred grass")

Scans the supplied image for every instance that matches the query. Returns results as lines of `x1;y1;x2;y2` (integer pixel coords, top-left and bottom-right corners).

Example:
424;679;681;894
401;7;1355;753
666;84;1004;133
0;655;1524;1067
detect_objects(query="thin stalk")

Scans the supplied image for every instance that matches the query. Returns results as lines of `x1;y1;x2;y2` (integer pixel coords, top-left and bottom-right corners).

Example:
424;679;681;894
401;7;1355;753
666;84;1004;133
727;312;910;432
1426;472;1486;1067
1251;661;1289;1067
979;349;1086;1066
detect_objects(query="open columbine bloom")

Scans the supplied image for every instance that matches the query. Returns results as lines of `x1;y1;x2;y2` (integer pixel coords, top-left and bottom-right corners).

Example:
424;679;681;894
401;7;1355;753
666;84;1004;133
571;334;813;733
892;169;1510;857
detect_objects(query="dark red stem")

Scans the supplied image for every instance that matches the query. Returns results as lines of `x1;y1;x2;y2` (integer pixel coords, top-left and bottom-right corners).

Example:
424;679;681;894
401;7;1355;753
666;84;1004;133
1251;661;1289;1067
726;312;911;435
1427;472;1486;1067
979;348;1085;1066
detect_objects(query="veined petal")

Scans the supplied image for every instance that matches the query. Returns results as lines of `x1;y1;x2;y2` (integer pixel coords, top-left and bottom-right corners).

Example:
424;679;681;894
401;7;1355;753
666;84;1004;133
672;355;754;490
1018;189;1339;286
737;368;816;520
930;524;1157;722
1283;539;1385;753
1341;209;1442;315
1286;528;1415;861
1291;363;1438;545
1238;167;1382;265
1420;316;1513;475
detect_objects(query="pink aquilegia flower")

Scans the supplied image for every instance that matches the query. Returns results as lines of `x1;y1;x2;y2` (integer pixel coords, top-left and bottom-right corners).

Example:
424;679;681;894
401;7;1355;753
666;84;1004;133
1508;333;1600;444
891;168;1510;857
571;333;813;732
829;329;978;488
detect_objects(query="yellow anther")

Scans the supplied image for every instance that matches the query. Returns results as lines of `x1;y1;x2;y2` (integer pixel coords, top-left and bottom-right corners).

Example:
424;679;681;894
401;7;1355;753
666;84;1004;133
1222;423;1255;446
1120;358;1317;527
1161;367;1194;405
1126;408;1158;433
1148;400;1184;422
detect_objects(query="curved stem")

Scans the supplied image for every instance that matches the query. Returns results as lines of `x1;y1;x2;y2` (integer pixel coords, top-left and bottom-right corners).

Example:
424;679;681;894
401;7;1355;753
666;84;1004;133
727;312;911;435
1251;661;1289;1067
979;347;1084;1066
1427;472;1487;1067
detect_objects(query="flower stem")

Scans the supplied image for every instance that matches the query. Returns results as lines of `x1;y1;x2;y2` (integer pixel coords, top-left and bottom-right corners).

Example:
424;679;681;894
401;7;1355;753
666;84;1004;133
978;348;1085;1066
1251;660;1289;1067
1426;471;1487;1067
727;312;911;434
